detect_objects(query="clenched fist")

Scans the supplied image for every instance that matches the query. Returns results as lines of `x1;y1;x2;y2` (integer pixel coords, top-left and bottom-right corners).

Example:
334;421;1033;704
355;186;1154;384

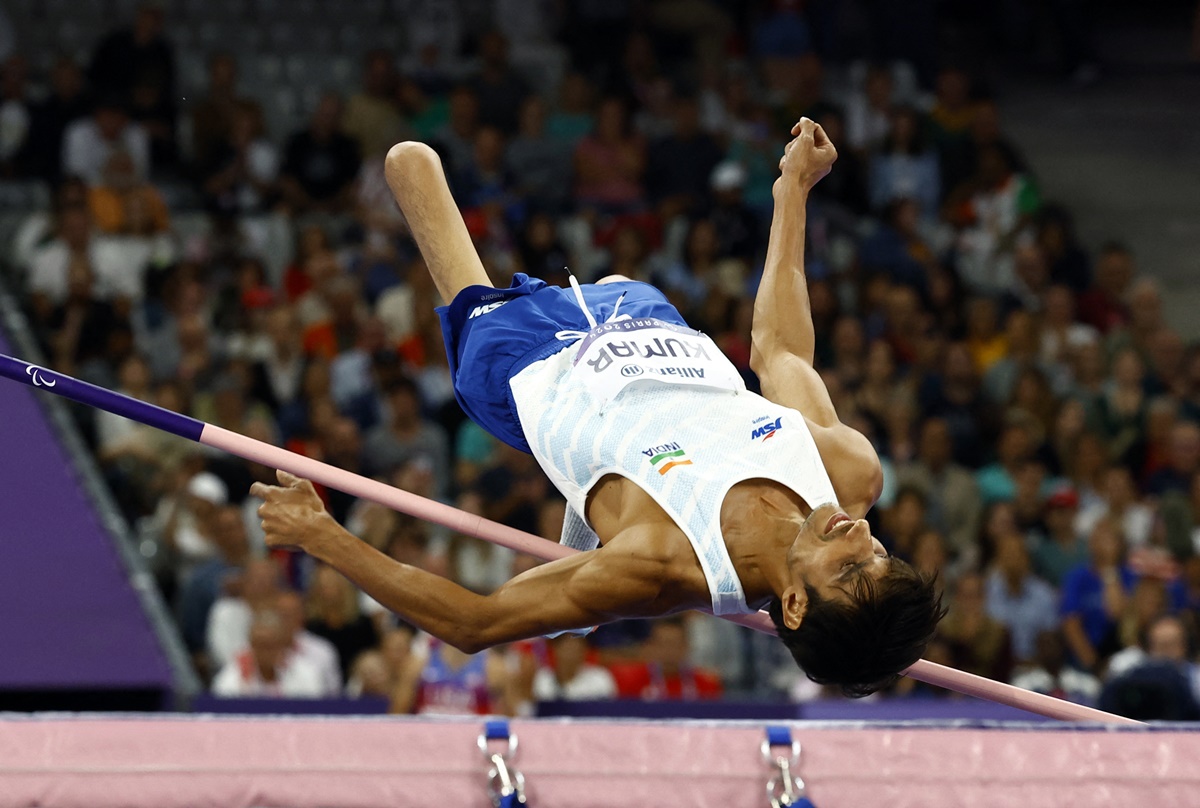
776;117;838;195
250;469;337;554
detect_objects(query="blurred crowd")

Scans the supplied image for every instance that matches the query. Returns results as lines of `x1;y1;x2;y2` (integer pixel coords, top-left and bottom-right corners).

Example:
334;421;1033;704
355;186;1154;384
0;0;1197;720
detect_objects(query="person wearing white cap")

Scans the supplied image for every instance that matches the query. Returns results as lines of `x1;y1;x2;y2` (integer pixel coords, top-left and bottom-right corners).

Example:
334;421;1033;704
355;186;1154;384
165;471;229;583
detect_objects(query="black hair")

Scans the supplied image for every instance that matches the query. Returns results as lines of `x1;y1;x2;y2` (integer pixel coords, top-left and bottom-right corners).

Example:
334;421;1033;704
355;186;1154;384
769;559;946;698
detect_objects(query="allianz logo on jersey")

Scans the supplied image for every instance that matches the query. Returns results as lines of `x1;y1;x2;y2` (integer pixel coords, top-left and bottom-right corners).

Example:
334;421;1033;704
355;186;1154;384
642;441;692;475
468;300;509;319
751;417;783;441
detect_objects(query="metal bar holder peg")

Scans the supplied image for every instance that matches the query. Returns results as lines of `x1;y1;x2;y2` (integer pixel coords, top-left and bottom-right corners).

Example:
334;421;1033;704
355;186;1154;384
479;719;527;807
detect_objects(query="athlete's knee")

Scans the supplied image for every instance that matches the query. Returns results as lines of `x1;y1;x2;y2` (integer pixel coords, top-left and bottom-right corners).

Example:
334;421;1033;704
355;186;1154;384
596;274;634;286
385;140;439;171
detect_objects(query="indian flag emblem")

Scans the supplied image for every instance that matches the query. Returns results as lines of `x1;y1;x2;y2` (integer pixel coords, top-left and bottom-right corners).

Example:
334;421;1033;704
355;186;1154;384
649;447;692;475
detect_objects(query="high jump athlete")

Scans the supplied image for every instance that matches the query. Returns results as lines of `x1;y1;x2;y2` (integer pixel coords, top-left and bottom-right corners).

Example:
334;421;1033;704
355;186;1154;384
253;118;945;696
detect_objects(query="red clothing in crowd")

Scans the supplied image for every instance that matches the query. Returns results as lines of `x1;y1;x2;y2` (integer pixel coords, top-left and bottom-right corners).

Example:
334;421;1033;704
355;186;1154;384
608;661;723;700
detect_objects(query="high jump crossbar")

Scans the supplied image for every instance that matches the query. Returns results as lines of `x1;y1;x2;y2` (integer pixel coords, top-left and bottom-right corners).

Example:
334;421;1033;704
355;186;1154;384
0;354;1142;724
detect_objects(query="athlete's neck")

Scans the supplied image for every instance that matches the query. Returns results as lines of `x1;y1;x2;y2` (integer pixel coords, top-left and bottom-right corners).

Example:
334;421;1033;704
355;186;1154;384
722;483;807;604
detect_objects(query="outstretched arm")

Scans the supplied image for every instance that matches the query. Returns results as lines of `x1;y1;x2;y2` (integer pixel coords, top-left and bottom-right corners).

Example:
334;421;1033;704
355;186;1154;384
253;472;671;653
751;119;882;513
750;118;837;421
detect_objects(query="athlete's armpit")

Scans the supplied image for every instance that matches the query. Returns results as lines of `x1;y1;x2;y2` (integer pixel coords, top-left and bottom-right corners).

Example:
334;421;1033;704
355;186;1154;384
472;539;680;650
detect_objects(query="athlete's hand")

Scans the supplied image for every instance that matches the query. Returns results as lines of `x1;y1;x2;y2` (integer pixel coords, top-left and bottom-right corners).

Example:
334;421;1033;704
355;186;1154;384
776;117;837;194
251;470;337;554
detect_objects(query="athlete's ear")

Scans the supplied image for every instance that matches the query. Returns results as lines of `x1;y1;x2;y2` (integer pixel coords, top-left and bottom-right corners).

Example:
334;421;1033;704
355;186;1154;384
780;584;808;631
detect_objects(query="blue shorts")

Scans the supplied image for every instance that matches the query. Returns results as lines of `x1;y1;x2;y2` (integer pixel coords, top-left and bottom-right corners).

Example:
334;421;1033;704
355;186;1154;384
438;273;689;452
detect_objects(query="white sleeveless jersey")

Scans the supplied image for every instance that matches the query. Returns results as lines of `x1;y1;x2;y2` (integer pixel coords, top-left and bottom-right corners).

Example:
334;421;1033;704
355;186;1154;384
509;317;840;616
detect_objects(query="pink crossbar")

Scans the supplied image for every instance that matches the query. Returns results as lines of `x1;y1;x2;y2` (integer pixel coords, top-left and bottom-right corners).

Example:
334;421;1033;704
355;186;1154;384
203;425;1140;724
0;715;1192;807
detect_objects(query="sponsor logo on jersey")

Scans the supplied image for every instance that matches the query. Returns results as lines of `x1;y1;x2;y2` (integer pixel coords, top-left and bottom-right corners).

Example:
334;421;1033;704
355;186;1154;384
642;441;692;475
468;300;509;319
751;417;783;441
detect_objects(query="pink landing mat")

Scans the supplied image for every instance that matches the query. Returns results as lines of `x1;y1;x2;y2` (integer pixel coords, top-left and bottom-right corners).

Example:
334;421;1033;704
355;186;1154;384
0;714;1196;807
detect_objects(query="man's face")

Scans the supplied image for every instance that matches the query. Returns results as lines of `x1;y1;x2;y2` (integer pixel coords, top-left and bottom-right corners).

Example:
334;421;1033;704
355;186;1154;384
919;419;952;467
647;623;689;673
250;622;287;674
1148;619;1187;662
781;503;890;629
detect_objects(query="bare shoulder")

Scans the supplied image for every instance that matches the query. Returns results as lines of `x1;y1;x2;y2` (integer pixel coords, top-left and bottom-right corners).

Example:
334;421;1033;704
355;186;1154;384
807;419;883;518
599;524;712;612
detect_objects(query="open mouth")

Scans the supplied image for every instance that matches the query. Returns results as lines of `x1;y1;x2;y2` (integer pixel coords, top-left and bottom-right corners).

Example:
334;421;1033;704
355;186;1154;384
825;512;852;534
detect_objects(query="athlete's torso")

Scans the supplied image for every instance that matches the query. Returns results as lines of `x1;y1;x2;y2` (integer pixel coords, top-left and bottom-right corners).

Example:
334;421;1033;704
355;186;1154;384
510;318;841;615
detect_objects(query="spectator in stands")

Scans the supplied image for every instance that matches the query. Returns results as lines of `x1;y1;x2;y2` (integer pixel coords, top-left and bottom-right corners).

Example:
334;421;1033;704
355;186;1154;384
392;638;512;715
645;93;725;219
248;306;306;415
506;95;572;213
878;486;928;560
927;66;974;190
985;533;1059;662
868;106;941;221
897;417;984;565
1099;614;1200;721
62;94;150;184
280;93;361;215
707;160;762;261
1146;421;1200;496
207;557;284;668
546;71;595;146
574;96;646;213
531;634;618;701
858;199;935;293
1077;242;1134;333
23;57;89;181
343;49;409;161
276;589;341;696
432;85;480;177
476;442;550;536
982;310;1044;408
304;564;380;681
199;103;279;219
211;608;325;697
345;649;394;698
654;217;735;310
27;204;101;321
1160;472;1200;560
177;504;251;660
515;212;570;285
844;63;894;154
953;100;1029;201
453;125;519;216
468;30;530;136
611;618;723;700
1010;629;1101;704
190;53;251;169
0;55;31;178
88;151;170;236
976;417;1036;505
32;224;132;377
1033;484;1089;587
952;145;1041;295
938;572;1015;682
89;0;176;169
1078;466;1155;550
362;373;450;486
1060;518;1136;671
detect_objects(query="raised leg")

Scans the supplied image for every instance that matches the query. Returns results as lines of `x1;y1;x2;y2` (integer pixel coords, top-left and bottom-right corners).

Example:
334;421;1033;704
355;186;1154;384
384;142;492;303
595;274;634;286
